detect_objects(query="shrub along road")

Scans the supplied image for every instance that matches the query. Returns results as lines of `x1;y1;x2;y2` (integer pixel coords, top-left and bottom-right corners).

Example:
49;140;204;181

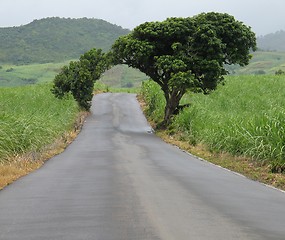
0;93;285;239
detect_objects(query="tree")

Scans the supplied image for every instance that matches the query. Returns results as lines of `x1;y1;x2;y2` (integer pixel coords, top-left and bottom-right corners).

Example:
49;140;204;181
111;12;256;125
51;48;110;110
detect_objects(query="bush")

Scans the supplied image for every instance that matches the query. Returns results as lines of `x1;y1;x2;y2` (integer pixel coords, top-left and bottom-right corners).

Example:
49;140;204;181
51;48;109;110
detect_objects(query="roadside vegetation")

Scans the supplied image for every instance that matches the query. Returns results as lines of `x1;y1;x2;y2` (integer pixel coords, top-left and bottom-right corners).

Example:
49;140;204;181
0;84;84;189
141;75;285;189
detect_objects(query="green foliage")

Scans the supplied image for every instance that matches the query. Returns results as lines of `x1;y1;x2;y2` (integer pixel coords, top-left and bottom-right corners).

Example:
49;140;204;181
68;61;94;110
140;80;165;123
141;75;285;172
0;84;79;161
0;17;129;64
112;12;256;124
52;49;109;110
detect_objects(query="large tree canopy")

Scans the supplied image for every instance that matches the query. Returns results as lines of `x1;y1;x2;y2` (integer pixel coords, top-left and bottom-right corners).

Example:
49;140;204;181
111;12;256;125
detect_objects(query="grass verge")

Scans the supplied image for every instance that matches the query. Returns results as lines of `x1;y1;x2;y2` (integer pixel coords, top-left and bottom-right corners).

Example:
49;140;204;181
0;84;87;189
139;76;285;191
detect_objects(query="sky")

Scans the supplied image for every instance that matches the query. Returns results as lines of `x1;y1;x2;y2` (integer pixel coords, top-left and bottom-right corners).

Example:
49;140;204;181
0;0;284;36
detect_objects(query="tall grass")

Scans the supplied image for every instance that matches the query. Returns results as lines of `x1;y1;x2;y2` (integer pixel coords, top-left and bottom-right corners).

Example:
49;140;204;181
141;76;285;172
141;80;165;123
0;84;79;161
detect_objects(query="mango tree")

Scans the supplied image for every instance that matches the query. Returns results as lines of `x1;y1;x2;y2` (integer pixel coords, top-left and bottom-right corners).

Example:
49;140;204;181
111;12;256;125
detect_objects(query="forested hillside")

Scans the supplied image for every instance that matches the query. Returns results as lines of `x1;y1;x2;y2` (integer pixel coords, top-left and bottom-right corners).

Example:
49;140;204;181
257;30;285;52
0;17;130;64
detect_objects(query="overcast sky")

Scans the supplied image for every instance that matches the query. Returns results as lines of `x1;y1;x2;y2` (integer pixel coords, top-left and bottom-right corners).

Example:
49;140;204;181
0;0;284;36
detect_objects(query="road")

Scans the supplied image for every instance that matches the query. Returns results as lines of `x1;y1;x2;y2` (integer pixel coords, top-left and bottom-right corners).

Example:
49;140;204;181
0;93;285;240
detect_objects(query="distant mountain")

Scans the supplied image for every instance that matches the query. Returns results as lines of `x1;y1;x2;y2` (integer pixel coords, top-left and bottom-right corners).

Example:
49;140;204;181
257;30;285;52
0;17;130;65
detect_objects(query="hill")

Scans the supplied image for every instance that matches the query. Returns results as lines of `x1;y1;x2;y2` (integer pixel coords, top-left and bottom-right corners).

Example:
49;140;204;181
227;51;285;75
257;30;285;52
0;17;130;65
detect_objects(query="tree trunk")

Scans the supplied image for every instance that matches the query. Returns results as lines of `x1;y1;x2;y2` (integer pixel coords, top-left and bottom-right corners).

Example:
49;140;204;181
162;90;185;126
164;101;177;125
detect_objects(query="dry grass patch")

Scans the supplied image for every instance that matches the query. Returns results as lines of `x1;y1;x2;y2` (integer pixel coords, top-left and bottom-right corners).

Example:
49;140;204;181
0;160;42;189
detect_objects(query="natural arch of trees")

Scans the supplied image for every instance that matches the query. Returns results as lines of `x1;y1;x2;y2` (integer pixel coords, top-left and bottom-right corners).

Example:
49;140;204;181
52;12;256;126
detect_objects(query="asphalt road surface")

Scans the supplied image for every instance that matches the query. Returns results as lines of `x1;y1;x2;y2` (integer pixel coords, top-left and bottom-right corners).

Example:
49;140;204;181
0;93;285;240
